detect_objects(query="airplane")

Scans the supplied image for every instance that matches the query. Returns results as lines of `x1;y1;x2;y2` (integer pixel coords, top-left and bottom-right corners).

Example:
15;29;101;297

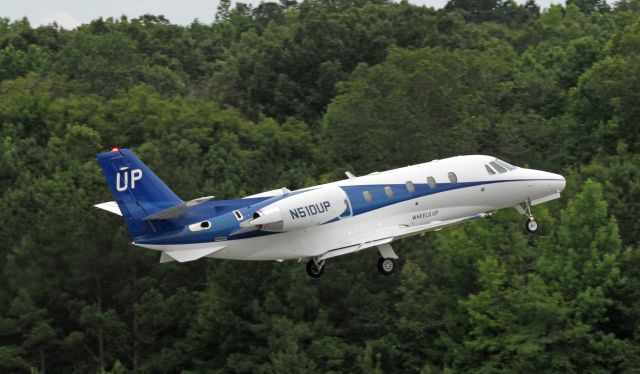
94;148;566;278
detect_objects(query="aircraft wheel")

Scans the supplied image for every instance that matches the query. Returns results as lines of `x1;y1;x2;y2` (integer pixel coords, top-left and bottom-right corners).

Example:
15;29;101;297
306;260;324;278
377;257;395;275
526;217;539;233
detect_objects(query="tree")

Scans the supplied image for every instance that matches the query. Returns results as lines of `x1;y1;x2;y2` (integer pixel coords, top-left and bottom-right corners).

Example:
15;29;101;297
322;46;515;174
1;2;640;371
56;30;143;96
461;180;631;372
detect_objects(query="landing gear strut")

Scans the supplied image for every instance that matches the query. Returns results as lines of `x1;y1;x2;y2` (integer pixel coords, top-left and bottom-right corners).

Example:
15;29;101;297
306;259;325;278
519;199;539;233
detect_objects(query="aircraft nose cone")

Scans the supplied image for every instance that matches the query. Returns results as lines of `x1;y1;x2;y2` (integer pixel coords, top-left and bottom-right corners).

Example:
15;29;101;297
558;175;566;192
547;172;566;192
535;171;565;193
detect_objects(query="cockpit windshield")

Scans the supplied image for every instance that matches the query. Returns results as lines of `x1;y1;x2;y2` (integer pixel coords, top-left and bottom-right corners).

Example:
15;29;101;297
494;159;517;170
490;161;507;173
485;158;518;175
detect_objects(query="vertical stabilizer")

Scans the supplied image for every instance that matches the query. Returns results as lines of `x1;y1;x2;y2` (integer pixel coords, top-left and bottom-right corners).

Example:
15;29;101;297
96;148;183;238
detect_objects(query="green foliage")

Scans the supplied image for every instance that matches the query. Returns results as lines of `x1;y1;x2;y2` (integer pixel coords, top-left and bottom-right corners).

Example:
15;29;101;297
56;31;143;97
461;181;629;372
0;45;49;80
1;1;640;372
323;46;515;172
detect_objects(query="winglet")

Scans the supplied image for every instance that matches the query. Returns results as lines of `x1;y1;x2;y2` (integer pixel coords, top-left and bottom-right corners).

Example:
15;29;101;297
345;171;356;179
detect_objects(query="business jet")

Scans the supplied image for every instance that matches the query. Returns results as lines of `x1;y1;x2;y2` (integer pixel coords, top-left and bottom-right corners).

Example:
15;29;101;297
95;148;565;278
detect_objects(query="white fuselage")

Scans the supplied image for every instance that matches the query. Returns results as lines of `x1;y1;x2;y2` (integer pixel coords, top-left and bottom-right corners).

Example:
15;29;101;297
135;155;565;261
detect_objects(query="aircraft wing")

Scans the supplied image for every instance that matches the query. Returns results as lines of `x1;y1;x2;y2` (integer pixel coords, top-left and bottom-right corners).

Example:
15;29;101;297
318;213;492;261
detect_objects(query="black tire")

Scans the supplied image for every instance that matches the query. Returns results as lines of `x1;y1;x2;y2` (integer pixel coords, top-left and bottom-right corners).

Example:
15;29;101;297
526;217;539;233
377;257;395;275
306;260;324;278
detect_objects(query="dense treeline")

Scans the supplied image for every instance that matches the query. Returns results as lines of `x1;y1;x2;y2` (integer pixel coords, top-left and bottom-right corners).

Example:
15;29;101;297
2;0;640;372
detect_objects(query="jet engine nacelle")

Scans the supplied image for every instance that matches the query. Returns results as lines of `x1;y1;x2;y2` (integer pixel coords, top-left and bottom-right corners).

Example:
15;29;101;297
250;186;348;232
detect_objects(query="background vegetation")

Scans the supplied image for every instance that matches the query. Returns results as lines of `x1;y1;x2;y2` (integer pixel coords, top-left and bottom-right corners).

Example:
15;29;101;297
2;0;640;372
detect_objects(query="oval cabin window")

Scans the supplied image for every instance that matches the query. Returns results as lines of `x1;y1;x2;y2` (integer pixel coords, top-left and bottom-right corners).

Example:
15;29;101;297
363;190;373;202
384;186;394;198
427;176;437;189
448;172;458;183
405;181;415;193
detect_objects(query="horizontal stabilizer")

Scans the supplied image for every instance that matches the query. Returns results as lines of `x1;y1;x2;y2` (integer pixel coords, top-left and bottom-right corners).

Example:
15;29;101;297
161;246;225;263
143;196;214;220
94;201;122;216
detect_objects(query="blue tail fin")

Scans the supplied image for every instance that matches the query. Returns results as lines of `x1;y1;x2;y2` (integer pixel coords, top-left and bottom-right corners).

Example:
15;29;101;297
96;148;183;238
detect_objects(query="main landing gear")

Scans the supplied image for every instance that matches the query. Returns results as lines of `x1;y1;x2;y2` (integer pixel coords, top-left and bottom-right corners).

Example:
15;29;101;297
377;257;395;275
518;199;539;233
306;259;324;278
304;243;400;278
376;243;398;275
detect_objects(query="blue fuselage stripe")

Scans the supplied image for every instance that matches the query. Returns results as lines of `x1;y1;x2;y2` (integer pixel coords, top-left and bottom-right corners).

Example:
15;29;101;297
342;179;501;217
136;178;560;245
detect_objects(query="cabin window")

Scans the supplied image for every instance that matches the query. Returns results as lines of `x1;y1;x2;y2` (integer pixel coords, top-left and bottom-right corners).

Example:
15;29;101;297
485;165;496;175
405;181;415;193
490;161;507;173
448;172;458;183
363;190;373;202
495;159;517;170
427;176;437;189
233;210;243;220
384;186;394;198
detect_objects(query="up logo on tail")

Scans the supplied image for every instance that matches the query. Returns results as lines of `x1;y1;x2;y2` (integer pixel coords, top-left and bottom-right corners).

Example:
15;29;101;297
116;168;143;191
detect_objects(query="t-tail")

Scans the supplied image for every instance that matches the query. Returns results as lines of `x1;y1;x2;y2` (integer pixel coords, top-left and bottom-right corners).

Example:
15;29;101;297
95;148;183;238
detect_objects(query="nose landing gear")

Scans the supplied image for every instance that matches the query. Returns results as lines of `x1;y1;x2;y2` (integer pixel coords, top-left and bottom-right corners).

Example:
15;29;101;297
518;199;539;233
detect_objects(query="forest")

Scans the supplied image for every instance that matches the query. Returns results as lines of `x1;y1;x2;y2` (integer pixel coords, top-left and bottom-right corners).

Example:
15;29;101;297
1;0;640;372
